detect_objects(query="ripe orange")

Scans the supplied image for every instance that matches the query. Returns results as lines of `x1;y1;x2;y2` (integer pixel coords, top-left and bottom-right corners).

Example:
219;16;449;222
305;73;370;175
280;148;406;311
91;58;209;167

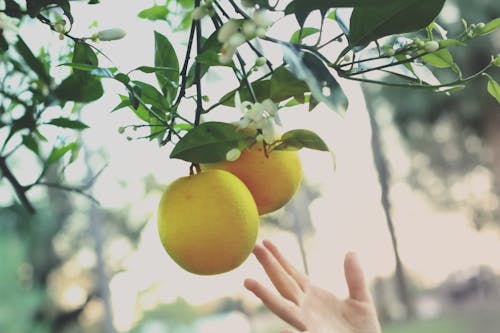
157;169;259;275
203;144;302;215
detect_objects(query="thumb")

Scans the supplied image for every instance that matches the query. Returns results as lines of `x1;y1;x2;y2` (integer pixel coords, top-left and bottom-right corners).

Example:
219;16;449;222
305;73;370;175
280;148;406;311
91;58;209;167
344;252;371;302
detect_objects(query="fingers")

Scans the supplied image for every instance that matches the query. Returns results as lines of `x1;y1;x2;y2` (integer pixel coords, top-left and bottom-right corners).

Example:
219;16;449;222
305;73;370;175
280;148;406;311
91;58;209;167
344;252;372;302
262;239;309;290
253;243;303;304
244;278;306;331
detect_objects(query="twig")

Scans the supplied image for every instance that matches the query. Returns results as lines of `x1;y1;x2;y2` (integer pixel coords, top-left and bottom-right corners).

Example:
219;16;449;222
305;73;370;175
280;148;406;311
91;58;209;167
0;155;35;213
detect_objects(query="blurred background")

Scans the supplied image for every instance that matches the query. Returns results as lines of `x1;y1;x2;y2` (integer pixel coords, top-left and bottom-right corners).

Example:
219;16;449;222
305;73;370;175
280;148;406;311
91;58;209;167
1;0;499;332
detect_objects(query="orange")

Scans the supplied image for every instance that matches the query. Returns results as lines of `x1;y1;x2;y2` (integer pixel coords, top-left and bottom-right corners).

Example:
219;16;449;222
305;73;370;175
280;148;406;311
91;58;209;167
203;144;302;215
157;169;259;275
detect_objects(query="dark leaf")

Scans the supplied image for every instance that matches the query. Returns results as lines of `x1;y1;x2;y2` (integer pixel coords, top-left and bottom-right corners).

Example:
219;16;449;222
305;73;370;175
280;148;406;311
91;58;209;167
282;44;348;114
170;122;255;163
55;75;103;103
348;0;446;47
15;37;51;84
22;135;39;155
47;117;89;129
154;31;180;102
4;0;24;18
132;81;168;109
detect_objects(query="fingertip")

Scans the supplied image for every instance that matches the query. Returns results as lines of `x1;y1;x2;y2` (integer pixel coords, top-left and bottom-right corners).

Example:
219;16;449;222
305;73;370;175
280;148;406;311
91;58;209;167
243;278;255;290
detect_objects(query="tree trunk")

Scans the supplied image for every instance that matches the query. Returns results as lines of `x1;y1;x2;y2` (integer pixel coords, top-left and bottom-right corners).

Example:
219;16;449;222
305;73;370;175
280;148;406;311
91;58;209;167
367;106;416;320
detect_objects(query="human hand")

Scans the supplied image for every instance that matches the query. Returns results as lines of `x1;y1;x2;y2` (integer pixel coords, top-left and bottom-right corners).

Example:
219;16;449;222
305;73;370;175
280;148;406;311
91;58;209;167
244;240;381;333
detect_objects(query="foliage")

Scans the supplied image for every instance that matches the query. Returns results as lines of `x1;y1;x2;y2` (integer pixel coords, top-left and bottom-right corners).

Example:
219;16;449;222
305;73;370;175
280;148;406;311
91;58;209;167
0;0;499;213
365;0;500;229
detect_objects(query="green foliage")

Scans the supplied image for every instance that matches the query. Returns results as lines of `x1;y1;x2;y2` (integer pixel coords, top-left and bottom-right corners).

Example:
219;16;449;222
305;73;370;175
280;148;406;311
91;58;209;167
170;122;255;163
348;0;446;46
0;0;498;213
154;31;180;102
138;5;169;21
273;129;329;151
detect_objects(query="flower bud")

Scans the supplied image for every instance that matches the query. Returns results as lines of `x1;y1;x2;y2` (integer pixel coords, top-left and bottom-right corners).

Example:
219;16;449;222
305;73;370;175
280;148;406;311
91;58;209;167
255;57;266;67
97;28;126;41
217;20;239;43
242;20;257;38
383;48;395;56
424;40;439;52
228;32;246;47
252;10;272;27
226;148;241;161
476;22;485;30
218;47;235;64
255;27;266;37
192;6;209;20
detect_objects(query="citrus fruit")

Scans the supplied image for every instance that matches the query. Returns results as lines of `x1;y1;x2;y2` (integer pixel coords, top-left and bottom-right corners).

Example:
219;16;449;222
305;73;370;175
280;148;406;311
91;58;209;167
157;169;259;275
203;144;302;215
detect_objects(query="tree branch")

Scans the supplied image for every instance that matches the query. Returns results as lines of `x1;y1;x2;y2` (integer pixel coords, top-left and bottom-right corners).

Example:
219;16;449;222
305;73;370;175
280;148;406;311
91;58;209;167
0;155;35;213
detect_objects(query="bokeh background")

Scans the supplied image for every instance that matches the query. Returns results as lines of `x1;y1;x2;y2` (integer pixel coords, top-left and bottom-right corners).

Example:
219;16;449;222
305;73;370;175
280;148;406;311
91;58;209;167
1;0;499;332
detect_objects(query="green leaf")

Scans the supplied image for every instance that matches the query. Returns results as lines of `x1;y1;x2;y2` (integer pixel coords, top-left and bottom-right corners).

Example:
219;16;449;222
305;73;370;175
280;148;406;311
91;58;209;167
47;118;89;129
134;66;179;74
282;44;348;114
487;77;500;104
55;75;103;103
138;5;169;21
285;0;391;15
154;31;180;102
59;62;99;71
4;0;24;18
27;0;73;22
220;66;310;106
422;49;454;68
112;96;132;111
269;67;310;103
438;39;466;47
274;129;329;151
15;38;51;84
73;42;98;66
22;135;39;155
476;18;500;36
48;142;79;163
114;73;130;84
290;27;320;44
348;0;446;47
170;122;255;163
133;81;168;108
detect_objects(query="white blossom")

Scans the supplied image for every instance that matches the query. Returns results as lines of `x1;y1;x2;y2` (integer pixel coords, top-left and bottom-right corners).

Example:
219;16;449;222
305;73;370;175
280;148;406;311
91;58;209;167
217;20;239;43
242;21;257;38
228;32;246;47
252;10;272;28
218;47;235;64
234;92;280;144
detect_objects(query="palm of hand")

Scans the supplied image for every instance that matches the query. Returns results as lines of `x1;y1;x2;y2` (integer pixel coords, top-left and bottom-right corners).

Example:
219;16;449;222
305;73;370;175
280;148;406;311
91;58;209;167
244;240;381;333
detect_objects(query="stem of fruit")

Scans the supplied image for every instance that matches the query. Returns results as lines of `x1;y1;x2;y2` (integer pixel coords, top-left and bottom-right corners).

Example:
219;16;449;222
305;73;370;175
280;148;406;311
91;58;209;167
190;163;201;175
